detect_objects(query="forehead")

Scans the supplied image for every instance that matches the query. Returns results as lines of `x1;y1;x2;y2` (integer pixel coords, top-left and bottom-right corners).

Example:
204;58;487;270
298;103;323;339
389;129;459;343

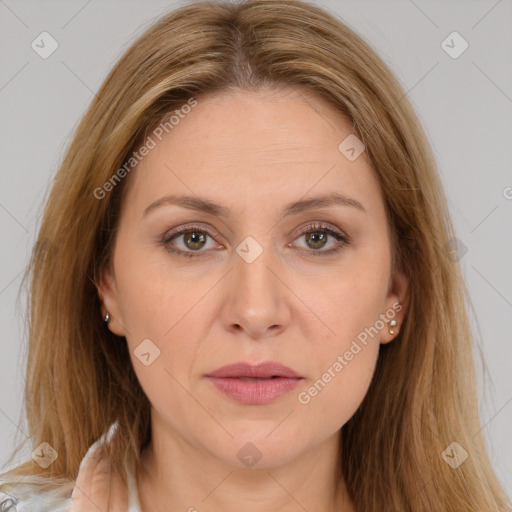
155;87;356;164
124;87;382;217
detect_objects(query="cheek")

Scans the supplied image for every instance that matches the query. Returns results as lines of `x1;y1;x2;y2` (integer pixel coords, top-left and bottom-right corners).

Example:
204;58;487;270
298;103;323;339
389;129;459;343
294;276;384;430
297;344;378;436
113;244;224;392
290;253;388;424
112;256;209;421
295;252;390;348
113;234;210;339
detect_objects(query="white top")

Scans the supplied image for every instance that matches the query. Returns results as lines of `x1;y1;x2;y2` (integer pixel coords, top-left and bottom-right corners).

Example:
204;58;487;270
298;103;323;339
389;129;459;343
0;423;142;511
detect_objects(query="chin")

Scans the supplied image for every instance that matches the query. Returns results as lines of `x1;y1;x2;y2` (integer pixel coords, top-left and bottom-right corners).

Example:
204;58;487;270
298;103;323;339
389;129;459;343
207;431;308;470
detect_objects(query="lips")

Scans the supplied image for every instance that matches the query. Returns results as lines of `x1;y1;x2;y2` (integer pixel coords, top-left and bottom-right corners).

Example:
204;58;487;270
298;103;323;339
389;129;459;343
205;362;304;405
206;362;303;379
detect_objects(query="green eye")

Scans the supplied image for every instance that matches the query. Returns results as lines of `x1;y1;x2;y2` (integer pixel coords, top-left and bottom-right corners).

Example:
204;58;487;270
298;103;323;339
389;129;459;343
162;225;217;258
304;231;329;250
181;231;208;250
294;224;350;256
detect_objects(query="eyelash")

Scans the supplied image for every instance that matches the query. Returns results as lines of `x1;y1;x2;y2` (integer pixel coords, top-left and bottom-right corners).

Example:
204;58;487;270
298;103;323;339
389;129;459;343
161;222;350;259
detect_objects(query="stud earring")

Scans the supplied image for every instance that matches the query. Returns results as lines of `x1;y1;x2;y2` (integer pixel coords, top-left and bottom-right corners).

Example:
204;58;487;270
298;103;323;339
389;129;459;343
103;312;111;328
388;319;398;335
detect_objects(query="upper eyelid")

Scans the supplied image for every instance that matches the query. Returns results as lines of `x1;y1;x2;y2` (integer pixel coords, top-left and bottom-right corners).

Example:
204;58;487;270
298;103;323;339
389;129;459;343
163;222;222;241
295;222;346;237
165;221;342;236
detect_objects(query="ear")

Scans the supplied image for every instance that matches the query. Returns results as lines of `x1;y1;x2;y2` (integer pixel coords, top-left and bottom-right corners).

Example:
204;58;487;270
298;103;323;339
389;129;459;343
380;266;409;345
97;265;127;337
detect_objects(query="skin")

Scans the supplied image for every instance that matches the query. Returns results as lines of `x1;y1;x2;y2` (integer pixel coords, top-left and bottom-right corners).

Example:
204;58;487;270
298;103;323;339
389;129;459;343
99;86;408;512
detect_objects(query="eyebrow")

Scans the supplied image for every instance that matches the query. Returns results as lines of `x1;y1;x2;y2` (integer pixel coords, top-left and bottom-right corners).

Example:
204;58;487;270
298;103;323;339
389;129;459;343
142;192;365;219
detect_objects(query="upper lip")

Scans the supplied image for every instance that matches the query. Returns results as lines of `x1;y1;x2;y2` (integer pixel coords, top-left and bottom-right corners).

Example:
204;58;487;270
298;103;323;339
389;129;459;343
206;362;303;379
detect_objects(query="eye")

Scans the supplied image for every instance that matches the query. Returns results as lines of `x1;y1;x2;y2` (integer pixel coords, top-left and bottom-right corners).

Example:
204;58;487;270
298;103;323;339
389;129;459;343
161;222;350;259
292;223;350;256
161;224;220;258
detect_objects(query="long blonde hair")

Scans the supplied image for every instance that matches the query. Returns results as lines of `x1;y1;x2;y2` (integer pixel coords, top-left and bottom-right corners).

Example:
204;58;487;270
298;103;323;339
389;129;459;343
2;0;510;510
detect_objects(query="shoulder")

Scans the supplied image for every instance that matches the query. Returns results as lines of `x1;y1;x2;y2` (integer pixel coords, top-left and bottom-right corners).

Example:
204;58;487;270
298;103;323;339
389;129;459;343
0;423;138;512
0;474;73;512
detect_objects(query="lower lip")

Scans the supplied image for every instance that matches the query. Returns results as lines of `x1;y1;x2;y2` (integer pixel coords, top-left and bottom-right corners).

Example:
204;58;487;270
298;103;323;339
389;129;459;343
206;376;303;405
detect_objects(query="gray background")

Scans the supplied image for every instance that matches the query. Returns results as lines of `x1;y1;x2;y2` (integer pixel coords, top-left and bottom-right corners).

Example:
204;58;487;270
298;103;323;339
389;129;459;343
1;0;511;499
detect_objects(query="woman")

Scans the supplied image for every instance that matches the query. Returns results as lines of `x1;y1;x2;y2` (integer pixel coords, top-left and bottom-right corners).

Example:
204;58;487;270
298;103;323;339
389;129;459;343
1;0;509;510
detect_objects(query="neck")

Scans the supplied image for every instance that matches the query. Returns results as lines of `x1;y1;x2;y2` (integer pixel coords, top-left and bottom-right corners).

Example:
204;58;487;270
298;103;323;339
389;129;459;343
136;427;355;512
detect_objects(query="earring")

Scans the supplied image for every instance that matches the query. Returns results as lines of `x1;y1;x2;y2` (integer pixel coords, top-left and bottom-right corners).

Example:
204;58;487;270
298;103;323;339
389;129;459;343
103;312;111;328
388;319;398;335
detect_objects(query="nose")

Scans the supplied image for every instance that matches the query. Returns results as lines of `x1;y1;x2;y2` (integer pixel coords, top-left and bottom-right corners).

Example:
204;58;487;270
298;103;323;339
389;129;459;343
221;243;291;340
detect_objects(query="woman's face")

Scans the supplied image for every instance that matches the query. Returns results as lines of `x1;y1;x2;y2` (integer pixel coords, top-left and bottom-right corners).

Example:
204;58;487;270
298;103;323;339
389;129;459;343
100;87;407;469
